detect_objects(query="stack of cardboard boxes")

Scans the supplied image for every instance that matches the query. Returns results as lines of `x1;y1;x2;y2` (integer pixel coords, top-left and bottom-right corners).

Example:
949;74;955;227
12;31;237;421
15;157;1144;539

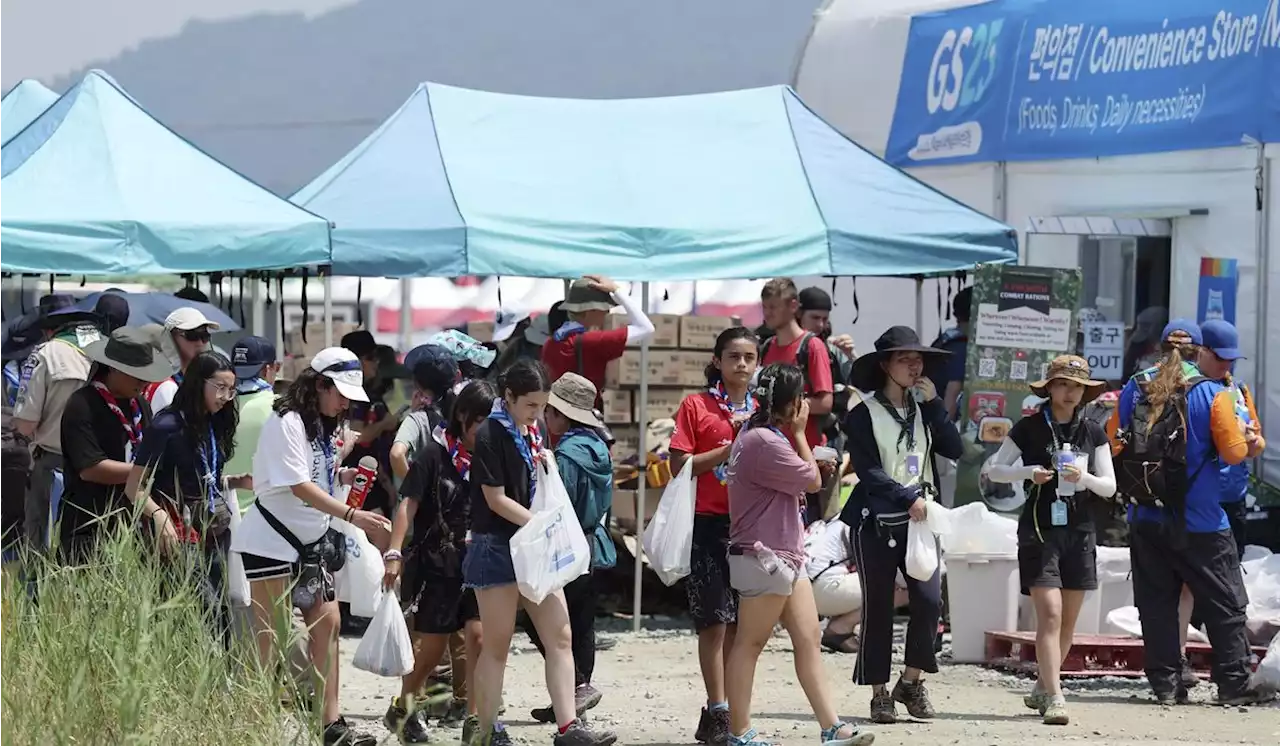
605;314;739;530
278;321;359;381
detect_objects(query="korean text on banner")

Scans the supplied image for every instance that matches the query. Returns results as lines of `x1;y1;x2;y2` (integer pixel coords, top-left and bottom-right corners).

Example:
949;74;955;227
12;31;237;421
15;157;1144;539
886;0;1280;166
1082;322;1125;380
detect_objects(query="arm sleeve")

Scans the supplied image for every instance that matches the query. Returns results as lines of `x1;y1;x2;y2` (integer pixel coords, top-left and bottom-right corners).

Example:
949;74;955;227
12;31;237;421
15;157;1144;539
985;439;1035;483
921;398;963;460
1076;442;1117;498
749;433;820;496
612;290;655;345
1244;386;1266;451
668;397;699;455
1207;388;1250;466
61;394;107;475
805;339;834;396
843;405;919;513
582;327;629;362
471;424;506;488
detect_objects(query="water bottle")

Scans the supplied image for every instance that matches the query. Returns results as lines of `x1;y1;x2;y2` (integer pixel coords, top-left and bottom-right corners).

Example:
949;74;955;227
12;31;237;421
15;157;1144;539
753;541;780;575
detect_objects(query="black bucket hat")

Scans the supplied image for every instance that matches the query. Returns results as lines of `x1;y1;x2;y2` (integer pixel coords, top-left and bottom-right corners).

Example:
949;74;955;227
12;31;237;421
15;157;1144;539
848;325;949;392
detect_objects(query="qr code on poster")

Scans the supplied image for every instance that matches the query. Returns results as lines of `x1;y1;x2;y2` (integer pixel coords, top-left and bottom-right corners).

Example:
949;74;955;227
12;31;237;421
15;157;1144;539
1009;360;1029;380
978;358;997;378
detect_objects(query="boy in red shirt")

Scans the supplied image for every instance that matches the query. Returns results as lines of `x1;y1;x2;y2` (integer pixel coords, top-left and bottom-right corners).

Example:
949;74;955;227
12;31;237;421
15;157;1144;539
540;275;654;408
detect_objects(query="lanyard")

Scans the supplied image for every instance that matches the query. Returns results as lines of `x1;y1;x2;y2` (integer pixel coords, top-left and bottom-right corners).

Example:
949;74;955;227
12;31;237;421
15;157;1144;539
315;430;336;496
199;426;220;514
1042;407;1077;455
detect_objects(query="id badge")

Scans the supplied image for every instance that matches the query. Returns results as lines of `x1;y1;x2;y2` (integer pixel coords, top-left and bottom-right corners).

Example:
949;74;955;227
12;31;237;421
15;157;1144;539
1050;499;1069;527
905;453;922;478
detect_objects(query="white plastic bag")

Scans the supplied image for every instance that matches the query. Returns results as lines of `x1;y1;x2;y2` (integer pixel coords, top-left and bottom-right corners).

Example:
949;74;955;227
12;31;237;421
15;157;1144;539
221;481;251;608
924;501;953;536
905;519;939;582
510;459;591;604
1249;631;1280;693
641;459;697;586
333;516;384;617
352;591;415;677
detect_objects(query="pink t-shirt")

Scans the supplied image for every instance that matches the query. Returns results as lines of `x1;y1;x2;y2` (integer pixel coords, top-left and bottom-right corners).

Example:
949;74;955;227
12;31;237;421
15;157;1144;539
726;426;817;565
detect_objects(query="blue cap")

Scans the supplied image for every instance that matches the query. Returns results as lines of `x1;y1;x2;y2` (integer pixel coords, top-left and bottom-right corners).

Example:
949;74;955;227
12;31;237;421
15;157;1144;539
1200;319;1244;361
1161;319;1203;346
404;344;459;395
231;336;277;379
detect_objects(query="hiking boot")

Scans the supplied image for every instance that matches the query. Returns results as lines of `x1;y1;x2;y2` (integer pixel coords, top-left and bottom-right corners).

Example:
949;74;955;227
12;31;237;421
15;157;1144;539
891;678;936;719
1217;684;1278;706
1023;687;1048;715
477;723;514;746
869;690;897;724
695;707;731;744
595;636;617;651
461;714;480;744
322;716;377;746
1154;684;1188;706
553;720;618;746
437;698;468;727
1042;694;1069;726
1180;656;1200;689
384;697;432;744
531;684;604;723
820;720;876;745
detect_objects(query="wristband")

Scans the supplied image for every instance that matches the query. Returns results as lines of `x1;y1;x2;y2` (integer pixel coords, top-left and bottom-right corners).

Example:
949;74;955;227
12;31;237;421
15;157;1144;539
383;550;403;562
344;507;355;523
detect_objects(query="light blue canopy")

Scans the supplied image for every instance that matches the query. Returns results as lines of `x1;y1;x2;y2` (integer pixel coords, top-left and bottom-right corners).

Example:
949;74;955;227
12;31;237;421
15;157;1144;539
1;71;331;276
1;80;58;145
294;83;1017;279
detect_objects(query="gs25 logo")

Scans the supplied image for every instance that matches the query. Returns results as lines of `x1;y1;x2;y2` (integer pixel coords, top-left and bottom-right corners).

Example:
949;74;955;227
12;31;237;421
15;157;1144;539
926;19;1004;115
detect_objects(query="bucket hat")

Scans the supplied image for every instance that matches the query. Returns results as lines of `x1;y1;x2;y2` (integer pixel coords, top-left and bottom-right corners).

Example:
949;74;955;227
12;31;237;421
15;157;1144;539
1029;354;1106;402
83;327;174;382
559;279;616;314
548;373;605;428
848;325;948;392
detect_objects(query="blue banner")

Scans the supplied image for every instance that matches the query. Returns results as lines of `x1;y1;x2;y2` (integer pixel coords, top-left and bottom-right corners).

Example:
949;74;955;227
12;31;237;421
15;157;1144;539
1197;257;1239;325
887;0;1280;166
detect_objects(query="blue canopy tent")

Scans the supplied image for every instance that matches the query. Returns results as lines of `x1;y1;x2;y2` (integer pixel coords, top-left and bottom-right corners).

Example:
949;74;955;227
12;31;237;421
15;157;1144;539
1;70;332;276
1;80;58;145
293;83;1017;279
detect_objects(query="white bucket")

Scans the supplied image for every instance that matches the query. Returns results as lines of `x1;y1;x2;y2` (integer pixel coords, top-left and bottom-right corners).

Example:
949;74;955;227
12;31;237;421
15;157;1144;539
946;552;1021;663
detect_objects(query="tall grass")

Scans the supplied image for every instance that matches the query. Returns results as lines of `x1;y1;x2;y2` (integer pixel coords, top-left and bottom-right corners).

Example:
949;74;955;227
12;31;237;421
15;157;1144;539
1;522;298;745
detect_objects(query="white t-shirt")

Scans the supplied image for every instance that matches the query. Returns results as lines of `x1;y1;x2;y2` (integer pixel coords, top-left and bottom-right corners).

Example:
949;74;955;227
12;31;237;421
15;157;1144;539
805;520;852;579
231;411;338;563
149;379;179;413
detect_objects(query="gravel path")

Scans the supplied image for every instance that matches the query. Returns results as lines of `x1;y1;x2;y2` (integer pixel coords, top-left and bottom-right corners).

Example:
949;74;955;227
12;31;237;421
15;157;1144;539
337;621;1280;745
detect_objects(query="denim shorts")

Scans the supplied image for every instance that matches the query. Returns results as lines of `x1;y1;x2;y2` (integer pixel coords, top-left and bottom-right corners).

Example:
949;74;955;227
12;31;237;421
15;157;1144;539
462;533;517;590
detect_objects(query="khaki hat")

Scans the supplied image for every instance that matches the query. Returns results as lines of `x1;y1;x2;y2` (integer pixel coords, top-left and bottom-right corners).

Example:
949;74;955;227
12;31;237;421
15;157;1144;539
83;327;174;383
1029;355;1106;402
559;279;616;314
548;372;604;428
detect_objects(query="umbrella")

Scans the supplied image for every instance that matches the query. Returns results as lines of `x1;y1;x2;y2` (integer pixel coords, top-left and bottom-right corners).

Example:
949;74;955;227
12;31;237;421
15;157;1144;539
66;291;241;331
1;310;44;361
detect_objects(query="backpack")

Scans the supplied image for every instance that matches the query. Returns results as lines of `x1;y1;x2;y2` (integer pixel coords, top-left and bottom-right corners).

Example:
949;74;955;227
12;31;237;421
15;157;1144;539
925;328;965;388
761;333;851;438
1113;375;1214;512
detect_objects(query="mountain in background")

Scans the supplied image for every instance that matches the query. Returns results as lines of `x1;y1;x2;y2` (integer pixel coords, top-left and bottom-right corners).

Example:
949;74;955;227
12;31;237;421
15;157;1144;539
6;0;823;193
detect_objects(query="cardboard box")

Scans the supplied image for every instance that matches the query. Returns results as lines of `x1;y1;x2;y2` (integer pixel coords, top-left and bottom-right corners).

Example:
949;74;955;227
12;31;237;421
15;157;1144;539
601;388;633;425
285;322;357;358
679;315;736;350
605;349;683;388
672;351;712;387
608;313;680;348
609;425;641;464
633;388;698;424
467;320;495;343
611;489;660;534
278;355;312;382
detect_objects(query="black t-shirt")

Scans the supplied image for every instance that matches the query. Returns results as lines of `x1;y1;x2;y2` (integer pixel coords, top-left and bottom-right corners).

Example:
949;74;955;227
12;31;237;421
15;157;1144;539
59;386;153;541
133;410;227;524
469;417;533;540
399;420;471;577
1008;410;1109;534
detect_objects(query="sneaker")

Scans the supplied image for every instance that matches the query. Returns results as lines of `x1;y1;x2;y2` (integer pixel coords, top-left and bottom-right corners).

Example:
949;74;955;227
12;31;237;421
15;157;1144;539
869;690;896;724
383;697;432;744
531;684;605;724
1180;656;1200;689
322;716;377;746
438;698;468;727
1023;687;1048;714
726;728;779;746
553;720;618;746
479;723;515;746
891;678;936;719
1042;694;1069;726
695;708;711;743
461;714;480;745
820;720;876;745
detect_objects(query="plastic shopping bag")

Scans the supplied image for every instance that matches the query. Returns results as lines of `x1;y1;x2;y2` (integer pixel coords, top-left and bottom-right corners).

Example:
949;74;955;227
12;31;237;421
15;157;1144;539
510;459;591;604
1249;631;1280;693
641;459;696;586
333;517;384;617
221;481;251;608
905;518;939;582
352;591;415;677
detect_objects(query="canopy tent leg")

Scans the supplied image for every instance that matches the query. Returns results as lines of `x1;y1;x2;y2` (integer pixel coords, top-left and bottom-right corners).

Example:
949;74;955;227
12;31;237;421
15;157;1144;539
1253;143;1270;477
915;277;925;337
632;281;651;633
324;272;334;348
399;279;413;352
250;277;264;338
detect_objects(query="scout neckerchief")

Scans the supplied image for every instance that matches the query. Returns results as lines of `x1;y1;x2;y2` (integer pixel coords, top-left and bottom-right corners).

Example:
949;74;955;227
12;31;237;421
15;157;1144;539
710;384;756;485
552;321;586;343
432;422;472;482
91;381;143;453
236;377;272;395
489;399;543;491
874;389;918;451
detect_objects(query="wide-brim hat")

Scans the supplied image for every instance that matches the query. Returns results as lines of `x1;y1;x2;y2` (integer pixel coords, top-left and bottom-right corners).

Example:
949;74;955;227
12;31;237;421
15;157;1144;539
83;327;174;383
548;372;605;428
1029;354;1106;403
849;325;948;392
559;279;616;314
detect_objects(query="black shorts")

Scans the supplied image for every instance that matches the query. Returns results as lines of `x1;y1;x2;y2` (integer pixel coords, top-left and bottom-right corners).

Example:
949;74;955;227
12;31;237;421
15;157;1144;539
1018;528;1098;595
685;514;738;630
411;576;479;635
242;551;298;582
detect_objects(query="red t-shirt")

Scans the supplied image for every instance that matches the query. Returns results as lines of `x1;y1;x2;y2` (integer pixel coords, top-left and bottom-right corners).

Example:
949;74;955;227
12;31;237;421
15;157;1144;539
541;327;628;406
761;333;833;448
669;392;736;515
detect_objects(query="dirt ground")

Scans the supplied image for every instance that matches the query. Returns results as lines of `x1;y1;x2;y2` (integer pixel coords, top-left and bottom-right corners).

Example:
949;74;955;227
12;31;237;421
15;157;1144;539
338;620;1280;746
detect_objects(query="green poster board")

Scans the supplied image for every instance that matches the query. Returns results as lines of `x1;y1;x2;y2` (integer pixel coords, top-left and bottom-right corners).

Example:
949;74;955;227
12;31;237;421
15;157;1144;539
954;264;1082;513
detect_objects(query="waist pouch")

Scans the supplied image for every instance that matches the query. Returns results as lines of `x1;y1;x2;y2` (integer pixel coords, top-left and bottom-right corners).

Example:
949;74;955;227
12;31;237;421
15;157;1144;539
257;505;347;610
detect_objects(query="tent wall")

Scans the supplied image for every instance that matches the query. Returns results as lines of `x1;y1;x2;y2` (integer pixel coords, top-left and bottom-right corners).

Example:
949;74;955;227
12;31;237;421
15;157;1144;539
1266;145;1279;487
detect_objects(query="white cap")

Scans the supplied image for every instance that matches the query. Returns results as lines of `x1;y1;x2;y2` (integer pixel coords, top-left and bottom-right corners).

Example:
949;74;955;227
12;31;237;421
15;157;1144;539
163;307;220;332
491;307;531;343
310;346;370;402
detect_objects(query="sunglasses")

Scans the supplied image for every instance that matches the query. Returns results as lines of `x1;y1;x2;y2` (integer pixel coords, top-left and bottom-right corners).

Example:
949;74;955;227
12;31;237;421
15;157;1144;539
181;328;212;343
